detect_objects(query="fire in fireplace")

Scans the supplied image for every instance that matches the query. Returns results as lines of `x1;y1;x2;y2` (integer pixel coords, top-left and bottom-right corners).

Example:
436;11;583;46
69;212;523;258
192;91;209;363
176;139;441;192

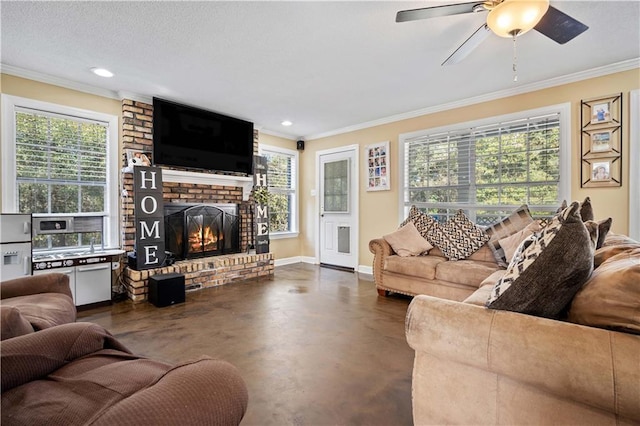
165;204;240;260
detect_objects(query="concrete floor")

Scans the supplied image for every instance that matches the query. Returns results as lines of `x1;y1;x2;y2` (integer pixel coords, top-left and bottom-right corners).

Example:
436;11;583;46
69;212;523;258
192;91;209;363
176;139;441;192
78;263;415;426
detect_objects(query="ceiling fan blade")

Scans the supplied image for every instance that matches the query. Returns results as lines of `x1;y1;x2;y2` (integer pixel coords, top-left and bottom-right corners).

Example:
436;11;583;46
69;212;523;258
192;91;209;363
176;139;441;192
396;1;484;23
534;5;589;44
442;24;491;66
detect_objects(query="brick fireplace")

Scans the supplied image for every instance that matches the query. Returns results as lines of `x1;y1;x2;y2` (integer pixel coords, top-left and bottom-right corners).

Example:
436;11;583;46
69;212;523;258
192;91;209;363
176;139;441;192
120;100;273;302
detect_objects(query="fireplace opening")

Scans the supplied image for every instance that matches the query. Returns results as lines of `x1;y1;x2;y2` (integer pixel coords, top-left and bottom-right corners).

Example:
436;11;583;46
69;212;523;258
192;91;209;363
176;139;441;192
165;204;240;260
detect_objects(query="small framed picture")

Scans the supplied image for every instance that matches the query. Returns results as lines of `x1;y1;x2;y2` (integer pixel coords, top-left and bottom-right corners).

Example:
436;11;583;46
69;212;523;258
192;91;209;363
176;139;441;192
590;130;612;153
591;161;611;181
590;101;611;124
126;149;152;168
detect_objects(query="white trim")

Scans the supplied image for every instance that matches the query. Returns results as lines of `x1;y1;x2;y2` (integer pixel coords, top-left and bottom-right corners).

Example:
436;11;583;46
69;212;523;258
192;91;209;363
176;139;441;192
357;265;373;275
398;103;572;221
315;144;359;269
304;59;639;140
257;127;298;140
161;169;254;201
1;94;120;248
270;232;299;240
274;256;302;267
301;256;317;264
629;89;640;240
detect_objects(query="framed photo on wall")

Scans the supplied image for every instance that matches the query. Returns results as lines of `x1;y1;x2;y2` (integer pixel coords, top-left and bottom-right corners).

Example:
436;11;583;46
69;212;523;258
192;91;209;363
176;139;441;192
580;93;622;188
365;141;390;191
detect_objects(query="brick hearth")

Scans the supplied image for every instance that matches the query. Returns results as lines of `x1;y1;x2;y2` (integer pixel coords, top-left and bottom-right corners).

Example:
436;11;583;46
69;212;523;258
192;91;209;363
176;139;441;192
123;252;274;302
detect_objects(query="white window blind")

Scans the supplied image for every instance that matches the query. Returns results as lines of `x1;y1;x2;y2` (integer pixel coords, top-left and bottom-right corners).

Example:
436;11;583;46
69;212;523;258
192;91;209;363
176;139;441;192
15;107;108;215
262;146;298;235
403;112;562;225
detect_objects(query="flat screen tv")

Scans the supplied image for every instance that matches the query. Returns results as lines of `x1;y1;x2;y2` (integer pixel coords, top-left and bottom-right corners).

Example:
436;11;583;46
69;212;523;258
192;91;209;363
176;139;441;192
152;97;254;175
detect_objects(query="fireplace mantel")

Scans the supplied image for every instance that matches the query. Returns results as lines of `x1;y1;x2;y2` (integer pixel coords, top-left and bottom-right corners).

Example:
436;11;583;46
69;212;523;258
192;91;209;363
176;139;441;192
162;169;253;201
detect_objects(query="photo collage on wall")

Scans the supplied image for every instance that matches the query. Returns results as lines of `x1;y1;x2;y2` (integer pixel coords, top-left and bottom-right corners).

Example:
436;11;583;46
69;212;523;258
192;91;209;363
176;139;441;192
366;141;390;191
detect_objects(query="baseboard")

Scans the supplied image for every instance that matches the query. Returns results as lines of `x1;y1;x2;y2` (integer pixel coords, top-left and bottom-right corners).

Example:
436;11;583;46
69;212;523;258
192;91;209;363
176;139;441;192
301;256;317;264
357;265;373;275
274;256;302;267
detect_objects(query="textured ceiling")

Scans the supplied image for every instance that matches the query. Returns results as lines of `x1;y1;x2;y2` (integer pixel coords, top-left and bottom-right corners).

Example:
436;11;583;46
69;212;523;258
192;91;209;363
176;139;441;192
1;1;639;140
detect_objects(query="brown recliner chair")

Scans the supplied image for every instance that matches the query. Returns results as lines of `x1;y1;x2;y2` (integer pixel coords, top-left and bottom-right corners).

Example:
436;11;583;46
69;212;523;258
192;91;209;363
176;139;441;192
1;322;249;425
1;273;76;340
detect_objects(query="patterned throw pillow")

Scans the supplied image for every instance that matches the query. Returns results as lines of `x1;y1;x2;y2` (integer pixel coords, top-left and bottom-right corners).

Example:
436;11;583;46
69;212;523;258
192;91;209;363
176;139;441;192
486;201;595;319
485;205;534;267
399;205;437;239
426;210;490;261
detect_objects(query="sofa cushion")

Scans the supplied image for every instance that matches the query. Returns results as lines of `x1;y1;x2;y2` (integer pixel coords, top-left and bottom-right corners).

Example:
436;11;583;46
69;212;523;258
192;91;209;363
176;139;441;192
384;255;446;280
426;210;490;261
0;305;34;340
400;205;437;239
485;205;534;267
435;260;501;287
486;201;595;319
1;293;76;331
594;233;640;267
463;284;494;306
498;220;543;263
383;222;433;257
568;248;640;334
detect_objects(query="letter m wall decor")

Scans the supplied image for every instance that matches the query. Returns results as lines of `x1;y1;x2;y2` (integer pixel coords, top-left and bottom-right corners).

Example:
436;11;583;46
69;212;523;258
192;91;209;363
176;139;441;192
133;166;165;270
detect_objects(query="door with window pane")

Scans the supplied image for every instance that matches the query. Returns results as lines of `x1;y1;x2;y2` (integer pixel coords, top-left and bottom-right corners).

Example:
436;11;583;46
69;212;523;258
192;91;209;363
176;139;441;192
319;149;357;269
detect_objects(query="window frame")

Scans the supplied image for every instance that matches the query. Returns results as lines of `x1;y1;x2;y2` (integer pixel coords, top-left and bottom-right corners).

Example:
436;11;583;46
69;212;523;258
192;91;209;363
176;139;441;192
258;144;299;239
1;94;119;248
398;103;571;222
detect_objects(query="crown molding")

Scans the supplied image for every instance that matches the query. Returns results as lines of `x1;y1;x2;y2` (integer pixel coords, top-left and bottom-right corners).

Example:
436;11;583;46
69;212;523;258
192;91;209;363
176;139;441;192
256;127;298;141
1;63;123;100
304;58;640;140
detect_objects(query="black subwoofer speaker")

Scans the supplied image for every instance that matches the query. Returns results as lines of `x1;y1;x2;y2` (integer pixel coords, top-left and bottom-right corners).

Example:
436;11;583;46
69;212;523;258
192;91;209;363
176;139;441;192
148;272;185;307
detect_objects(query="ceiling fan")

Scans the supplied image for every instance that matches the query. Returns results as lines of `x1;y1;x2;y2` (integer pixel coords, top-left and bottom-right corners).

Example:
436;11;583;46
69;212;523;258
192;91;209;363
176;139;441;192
396;0;588;66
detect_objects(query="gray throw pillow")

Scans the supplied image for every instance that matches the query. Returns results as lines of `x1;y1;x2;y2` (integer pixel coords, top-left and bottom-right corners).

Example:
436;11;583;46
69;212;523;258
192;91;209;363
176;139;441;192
486;201;595;319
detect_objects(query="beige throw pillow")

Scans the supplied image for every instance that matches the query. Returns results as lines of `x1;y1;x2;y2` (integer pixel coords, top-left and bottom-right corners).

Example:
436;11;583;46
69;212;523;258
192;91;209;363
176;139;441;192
384;222;433;257
568;248;640;334
498;220;543;263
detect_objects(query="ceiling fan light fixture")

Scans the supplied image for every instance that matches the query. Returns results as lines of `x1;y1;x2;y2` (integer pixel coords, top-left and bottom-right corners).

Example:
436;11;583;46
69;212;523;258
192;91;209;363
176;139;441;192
487;0;549;38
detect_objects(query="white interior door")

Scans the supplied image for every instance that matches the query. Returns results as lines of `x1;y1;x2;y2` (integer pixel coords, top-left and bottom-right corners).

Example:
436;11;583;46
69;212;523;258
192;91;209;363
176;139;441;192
319;148;357;269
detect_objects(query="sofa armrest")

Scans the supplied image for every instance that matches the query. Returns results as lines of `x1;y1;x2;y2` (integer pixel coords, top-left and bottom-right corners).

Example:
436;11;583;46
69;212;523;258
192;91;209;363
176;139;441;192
1;322;130;392
91;357;249;426
1;273;73;300
369;238;393;287
406;295;640;421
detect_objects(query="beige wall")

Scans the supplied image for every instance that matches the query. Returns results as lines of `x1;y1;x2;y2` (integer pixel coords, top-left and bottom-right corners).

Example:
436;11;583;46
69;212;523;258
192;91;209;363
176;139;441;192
301;68;640;268
3;69;639;268
257;132;301;260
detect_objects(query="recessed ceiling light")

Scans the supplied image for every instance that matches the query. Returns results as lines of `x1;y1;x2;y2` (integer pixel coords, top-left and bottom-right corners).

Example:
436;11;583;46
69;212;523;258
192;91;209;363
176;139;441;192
91;67;114;78
281;120;293;126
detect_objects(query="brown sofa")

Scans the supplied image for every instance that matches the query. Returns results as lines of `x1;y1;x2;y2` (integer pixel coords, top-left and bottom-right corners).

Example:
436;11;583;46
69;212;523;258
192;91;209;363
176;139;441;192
1;322;249;425
369;239;501;301
405;232;640;425
1;273;76;340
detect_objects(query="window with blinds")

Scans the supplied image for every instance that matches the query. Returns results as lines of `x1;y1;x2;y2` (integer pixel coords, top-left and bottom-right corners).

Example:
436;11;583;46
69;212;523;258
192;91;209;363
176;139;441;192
402;111;562;225
15;108;108;215
262;146;298;235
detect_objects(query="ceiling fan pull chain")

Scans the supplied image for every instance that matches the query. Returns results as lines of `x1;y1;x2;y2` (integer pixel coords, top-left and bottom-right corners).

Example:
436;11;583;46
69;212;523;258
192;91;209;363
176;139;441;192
512;34;518;82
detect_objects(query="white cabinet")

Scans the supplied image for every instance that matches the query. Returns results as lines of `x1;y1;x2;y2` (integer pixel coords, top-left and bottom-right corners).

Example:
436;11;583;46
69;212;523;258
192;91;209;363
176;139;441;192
75;263;111;306
34;264;110;306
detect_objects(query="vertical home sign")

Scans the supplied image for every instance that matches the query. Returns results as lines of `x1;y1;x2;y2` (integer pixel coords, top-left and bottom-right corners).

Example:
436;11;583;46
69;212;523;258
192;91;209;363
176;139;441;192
254;155;270;254
133;166;165;270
